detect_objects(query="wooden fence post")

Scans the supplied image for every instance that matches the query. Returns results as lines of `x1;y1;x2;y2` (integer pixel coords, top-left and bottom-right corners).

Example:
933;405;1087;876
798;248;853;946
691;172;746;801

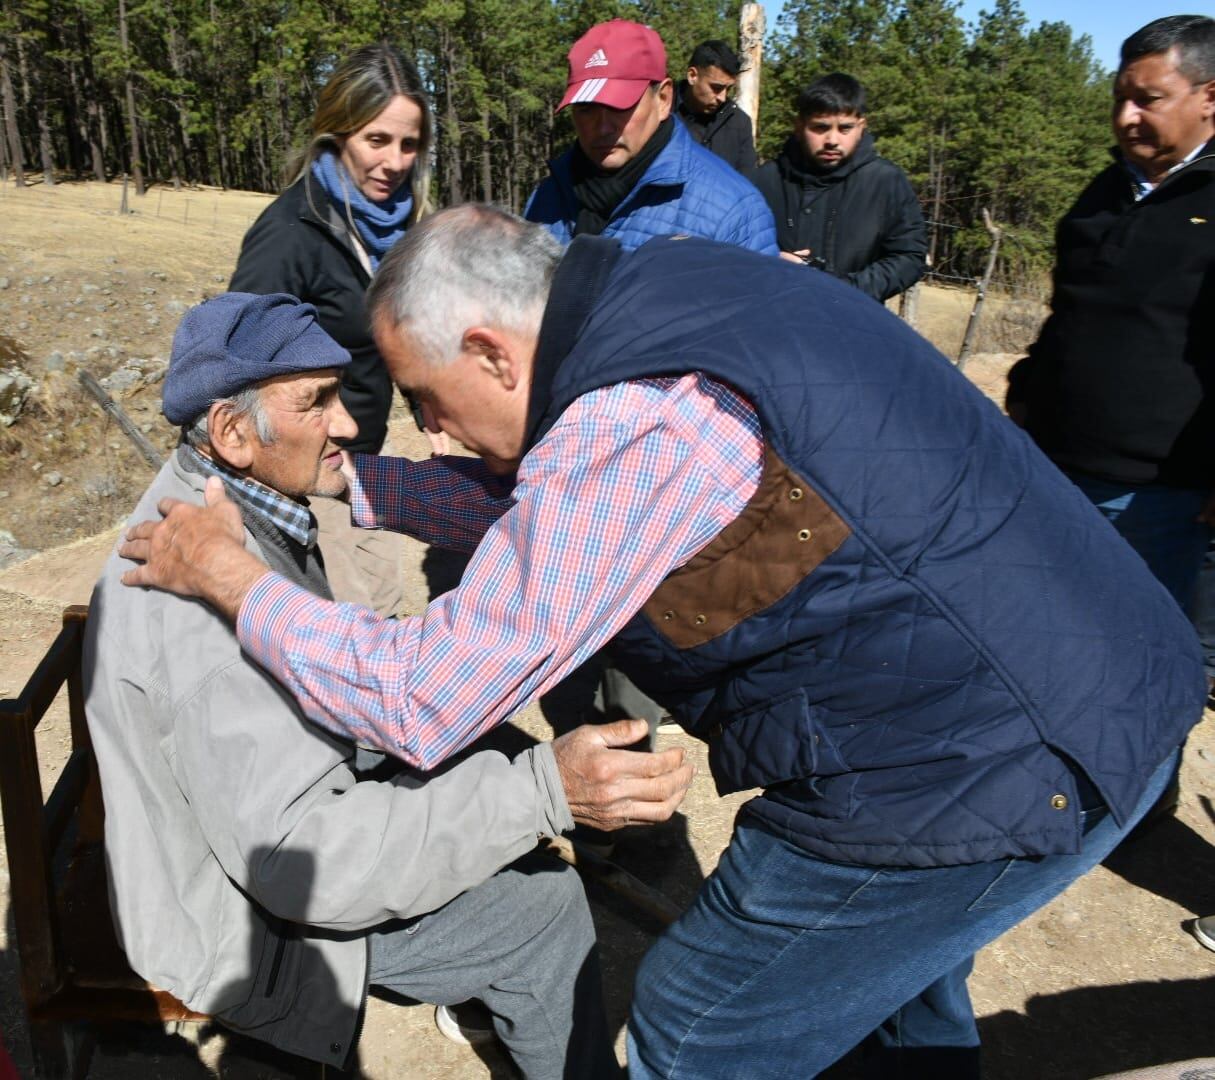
899;282;920;329
957;207;1002;371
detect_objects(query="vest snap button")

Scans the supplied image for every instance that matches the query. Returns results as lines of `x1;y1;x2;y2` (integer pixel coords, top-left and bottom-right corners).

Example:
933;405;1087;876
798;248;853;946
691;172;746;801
789;487;804;501
798;528;812;542
694;614;707;625
1050;794;1068;811
662;610;675;621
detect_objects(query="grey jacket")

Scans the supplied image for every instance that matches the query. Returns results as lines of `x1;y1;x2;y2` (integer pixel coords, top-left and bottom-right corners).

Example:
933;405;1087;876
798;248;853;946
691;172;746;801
83;451;574;1066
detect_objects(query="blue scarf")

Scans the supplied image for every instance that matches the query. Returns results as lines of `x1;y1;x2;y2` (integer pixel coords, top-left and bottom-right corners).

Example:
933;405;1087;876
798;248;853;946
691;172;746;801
310;150;414;269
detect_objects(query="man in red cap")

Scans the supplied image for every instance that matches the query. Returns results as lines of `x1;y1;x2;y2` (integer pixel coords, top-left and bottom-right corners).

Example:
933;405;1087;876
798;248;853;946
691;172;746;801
524;18;776;254
525;18;778;776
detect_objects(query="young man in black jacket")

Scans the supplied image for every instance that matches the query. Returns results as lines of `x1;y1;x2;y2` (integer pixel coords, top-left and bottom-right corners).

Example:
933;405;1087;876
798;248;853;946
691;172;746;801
673;40;757;173
750;74;927;302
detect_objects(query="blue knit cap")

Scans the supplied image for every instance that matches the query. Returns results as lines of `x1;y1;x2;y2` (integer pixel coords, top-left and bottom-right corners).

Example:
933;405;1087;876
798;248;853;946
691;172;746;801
162;292;351;425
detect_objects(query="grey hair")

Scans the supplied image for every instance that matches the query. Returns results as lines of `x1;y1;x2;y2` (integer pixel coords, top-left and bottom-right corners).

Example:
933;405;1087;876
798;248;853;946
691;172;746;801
183;385;275;450
1120;15;1215;83
366;204;563;367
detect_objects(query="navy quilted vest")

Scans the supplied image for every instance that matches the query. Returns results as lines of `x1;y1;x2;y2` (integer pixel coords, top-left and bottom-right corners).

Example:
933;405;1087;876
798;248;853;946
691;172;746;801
527;235;1205;868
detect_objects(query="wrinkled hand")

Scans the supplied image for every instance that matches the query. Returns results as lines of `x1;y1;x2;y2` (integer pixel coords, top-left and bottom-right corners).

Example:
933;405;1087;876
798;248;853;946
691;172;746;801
119;475;268;621
552;718;694;831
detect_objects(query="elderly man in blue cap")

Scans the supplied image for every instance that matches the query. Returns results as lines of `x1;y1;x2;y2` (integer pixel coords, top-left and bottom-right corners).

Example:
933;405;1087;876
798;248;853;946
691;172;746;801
82;293;628;1077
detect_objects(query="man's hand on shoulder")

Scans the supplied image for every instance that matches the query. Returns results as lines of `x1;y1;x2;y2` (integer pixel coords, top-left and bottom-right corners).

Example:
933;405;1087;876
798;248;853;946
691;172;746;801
552;718;695;831
120;476;269;622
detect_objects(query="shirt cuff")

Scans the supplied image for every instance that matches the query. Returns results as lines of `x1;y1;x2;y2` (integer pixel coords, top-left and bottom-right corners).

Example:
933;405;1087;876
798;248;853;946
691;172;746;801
348;453;387;529
237;572;324;674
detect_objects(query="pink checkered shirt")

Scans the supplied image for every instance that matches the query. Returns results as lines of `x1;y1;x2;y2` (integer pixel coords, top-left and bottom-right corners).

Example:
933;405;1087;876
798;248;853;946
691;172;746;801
237;374;763;768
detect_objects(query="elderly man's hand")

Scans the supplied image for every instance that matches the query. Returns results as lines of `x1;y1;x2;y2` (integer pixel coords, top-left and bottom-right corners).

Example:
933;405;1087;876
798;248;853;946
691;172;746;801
552;719;695;831
120;476;269;621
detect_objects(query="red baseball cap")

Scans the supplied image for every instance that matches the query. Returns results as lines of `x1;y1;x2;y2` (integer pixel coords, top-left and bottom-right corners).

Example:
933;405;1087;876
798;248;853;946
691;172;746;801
557;19;668;112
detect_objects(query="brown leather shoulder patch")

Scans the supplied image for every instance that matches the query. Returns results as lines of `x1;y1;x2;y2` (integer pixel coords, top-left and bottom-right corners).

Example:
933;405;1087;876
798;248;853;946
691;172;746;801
643;443;851;650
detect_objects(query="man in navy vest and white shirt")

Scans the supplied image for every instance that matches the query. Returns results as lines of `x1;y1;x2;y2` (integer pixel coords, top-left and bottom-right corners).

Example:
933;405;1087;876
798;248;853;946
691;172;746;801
119;210;1203;1079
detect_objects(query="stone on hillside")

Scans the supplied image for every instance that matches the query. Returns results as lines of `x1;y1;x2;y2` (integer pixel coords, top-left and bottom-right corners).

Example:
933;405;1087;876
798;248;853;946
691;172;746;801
83;475;119;498
163;299;188;316
0;530;36;570
44;471;63;487
100;366;142;393
0;367;34;425
0;277;9;289
44;351;65;372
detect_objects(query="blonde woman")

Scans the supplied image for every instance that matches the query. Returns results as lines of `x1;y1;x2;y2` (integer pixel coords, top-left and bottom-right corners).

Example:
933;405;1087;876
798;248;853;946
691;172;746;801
231;44;440;454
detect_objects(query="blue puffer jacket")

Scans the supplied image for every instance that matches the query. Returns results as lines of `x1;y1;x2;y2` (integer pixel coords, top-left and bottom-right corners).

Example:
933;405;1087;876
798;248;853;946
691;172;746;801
526;235;1204;868
524;120;778;254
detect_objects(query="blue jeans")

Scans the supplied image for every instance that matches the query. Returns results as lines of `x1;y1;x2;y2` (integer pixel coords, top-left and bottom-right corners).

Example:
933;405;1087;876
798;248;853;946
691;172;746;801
627;751;1180;1079
1064;472;1210;613
1191;543;1215;678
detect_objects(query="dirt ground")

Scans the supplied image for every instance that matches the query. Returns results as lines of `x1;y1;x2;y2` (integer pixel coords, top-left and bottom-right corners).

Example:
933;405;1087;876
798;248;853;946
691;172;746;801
1;181;1213;1078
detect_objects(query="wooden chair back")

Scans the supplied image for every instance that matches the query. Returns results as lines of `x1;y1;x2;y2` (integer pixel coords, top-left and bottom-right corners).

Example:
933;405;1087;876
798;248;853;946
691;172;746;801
0;605;203;1078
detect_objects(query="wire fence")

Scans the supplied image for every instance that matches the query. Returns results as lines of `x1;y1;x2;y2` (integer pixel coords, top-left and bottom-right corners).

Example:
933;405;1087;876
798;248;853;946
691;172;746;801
0;174;269;233
922;218;1052;300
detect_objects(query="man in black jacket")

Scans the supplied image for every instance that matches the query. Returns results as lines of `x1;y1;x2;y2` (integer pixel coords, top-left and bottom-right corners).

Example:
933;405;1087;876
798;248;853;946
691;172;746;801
750;74;926;302
1006;16;1214;881
674;40;756;172
1006;15;1215;614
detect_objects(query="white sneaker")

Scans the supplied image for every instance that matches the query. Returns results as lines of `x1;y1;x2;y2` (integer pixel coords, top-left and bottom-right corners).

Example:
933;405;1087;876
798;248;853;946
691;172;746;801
434;1002;496;1046
1193;916;1215;953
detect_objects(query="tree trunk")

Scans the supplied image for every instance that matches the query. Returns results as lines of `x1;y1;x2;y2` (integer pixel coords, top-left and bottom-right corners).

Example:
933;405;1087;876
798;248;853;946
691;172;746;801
507;97;518;212
34;50;54;187
74;10;106;180
441;31;462;203
479;101;491;202
98;98;111;172
118;0;144;194
736;3;765;140
214;103;230;189
166;20;193;185
0;37;24;185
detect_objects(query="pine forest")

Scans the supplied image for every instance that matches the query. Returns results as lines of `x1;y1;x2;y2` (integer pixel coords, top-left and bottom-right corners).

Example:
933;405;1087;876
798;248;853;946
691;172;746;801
0;0;1114;286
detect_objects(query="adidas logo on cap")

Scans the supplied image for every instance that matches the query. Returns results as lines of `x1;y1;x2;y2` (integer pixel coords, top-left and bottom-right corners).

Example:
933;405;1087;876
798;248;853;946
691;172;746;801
584;48;609;68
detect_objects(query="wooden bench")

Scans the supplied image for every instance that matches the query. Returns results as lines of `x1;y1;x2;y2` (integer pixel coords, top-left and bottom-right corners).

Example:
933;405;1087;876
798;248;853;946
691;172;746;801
0;606;205;1079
